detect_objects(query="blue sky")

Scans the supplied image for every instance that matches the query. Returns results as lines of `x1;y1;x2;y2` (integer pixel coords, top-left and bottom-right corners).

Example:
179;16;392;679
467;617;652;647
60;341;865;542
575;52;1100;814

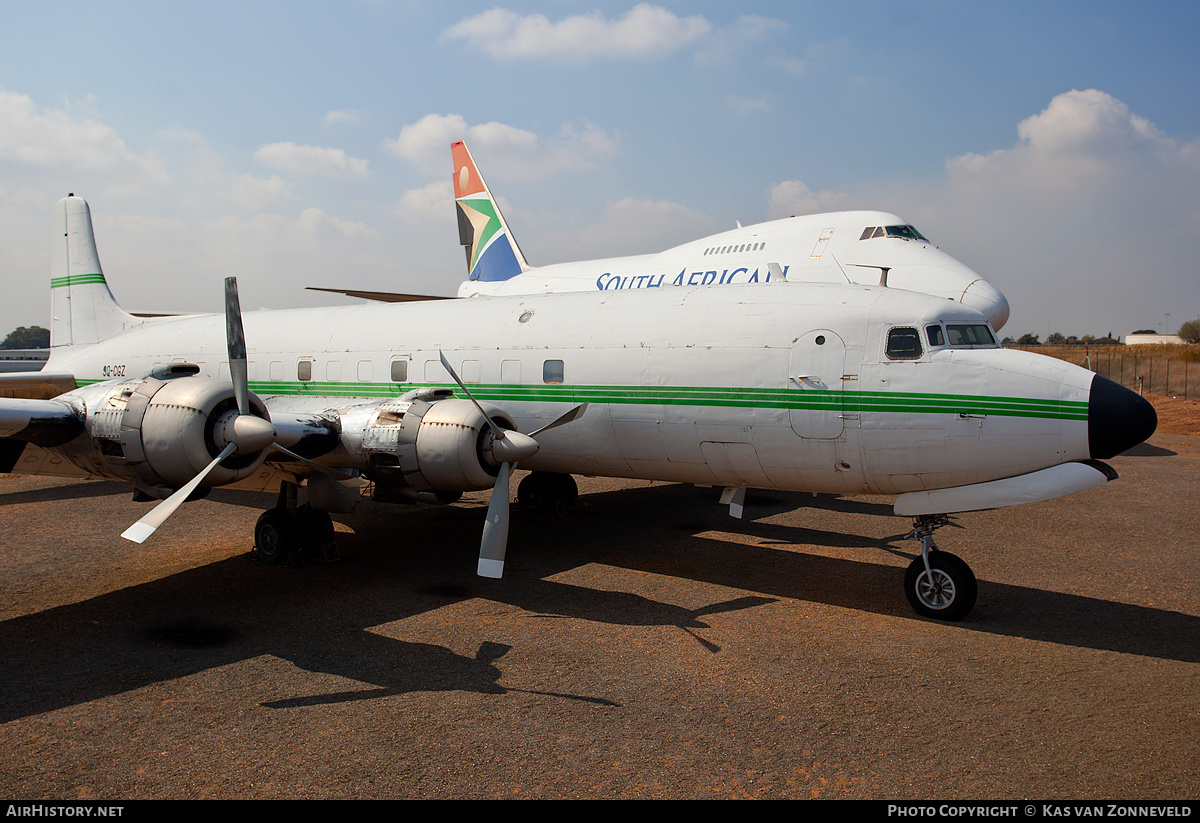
2;1;1198;340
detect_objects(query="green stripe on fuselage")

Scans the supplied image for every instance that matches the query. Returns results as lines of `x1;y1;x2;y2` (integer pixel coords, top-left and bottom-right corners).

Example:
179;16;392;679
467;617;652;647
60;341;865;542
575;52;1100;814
71;378;1088;420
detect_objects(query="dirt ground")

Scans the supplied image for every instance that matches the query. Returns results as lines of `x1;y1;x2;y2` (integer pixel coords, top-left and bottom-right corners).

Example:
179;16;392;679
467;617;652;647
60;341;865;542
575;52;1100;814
0;408;1196;799
1146;392;1200;437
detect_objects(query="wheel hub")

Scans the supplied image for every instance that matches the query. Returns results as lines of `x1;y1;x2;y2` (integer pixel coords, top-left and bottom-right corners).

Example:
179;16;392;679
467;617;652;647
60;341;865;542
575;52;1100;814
917;569;956;610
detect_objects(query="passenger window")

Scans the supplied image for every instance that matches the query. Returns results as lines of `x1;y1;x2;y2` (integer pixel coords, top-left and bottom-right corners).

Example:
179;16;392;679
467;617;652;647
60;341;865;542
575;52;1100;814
390;359;408;382
926;325;945;347
297;360;312;381
501;359;521;383
543;359;564;384
886;328;923;360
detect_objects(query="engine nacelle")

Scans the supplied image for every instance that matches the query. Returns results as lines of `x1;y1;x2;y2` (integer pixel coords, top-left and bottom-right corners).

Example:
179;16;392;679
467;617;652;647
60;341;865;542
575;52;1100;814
66;374;272;491
360;396;516;493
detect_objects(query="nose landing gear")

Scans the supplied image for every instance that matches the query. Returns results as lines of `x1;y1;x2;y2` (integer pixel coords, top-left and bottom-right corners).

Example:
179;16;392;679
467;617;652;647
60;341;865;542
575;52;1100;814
903;514;978;621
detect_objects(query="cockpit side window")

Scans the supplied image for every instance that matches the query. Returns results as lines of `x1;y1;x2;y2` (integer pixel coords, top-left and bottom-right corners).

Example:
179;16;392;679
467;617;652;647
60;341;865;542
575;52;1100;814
926;324;945;347
946;324;997;347
886;327;923;360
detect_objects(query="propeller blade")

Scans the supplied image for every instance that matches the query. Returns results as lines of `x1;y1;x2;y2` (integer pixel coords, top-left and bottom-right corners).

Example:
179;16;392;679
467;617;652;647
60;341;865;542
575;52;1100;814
478;461;512;578
121;442;237;544
438;350;505;440
529;402;588;437
225;277;250;416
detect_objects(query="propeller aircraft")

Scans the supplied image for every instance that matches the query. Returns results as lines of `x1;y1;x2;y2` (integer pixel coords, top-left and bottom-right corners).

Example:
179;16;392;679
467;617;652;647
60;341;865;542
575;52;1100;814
0;193;1156;621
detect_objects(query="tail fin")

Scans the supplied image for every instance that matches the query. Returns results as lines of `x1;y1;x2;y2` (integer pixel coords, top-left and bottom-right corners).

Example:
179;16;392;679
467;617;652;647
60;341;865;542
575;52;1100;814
451;141;529;282
50;195;137;347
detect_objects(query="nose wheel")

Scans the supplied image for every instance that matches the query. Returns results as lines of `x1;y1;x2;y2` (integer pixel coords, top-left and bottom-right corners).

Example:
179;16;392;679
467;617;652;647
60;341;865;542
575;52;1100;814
903;515;978;621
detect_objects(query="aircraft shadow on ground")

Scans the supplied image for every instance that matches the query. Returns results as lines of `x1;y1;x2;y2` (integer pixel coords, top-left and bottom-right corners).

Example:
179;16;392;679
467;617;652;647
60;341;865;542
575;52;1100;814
0;479;129;505
0;481;1195;722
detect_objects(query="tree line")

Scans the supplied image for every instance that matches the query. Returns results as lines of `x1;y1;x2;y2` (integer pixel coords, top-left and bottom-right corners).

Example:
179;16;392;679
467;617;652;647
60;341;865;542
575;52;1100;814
1009;319;1200;346
1;326;49;349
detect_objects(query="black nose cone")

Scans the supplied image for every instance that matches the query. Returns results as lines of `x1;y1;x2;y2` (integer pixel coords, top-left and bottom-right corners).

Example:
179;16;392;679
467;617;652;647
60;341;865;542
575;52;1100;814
1088;375;1158;459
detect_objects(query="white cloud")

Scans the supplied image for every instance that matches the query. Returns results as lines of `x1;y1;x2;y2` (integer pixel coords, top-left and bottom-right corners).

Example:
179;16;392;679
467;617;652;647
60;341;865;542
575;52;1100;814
224;173;296;211
393;180;454;225
384;113;618;179
441;4;711;62
534;196;718;262
891;89;1200;337
296;207;377;239
254;142;370;178
0;89;168;187
767;180;856;218
323;109;362;126
727;94;771;116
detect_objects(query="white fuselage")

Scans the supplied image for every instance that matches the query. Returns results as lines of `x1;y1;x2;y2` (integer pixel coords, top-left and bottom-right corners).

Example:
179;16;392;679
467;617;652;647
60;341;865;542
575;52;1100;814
44;282;1086;497
457;211;1011;331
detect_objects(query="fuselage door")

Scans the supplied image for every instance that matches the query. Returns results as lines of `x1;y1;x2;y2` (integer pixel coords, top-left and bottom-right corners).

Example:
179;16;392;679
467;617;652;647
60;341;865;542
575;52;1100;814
809;227;835;259
789;330;846;439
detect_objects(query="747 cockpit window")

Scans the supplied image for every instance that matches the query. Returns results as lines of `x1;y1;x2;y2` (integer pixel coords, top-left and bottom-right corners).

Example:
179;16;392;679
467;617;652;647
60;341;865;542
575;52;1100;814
946;324;997;348
886;327;923;360
859;224;930;242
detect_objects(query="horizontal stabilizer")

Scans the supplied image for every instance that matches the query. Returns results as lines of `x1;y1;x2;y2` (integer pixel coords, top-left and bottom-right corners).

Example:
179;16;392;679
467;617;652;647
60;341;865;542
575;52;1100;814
305;287;451;304
894;461;1115;517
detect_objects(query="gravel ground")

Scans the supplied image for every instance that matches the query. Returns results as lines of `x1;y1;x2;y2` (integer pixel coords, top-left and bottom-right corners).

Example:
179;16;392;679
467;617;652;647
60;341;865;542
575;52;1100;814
0;429;1196;799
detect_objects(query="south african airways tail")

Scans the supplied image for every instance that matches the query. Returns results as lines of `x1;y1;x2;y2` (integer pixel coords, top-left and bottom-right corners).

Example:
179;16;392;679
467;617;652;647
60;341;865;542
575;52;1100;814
452;140;529;283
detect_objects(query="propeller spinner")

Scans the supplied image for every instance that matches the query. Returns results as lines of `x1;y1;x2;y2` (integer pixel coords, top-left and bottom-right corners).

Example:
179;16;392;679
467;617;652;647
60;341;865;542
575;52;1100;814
438;351;586;578
122;278;348;544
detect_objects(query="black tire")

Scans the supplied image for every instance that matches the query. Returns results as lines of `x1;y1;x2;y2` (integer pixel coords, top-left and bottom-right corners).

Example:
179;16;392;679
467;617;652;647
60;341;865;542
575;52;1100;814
254;509;298;566
518;472;578;514
904;551;978;621
295;504;338;561
550;473;578;509
517;473;549;513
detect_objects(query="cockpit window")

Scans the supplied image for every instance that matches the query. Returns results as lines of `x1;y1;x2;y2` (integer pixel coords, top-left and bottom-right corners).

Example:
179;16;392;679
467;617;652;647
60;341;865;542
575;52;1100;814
859;224;929;242
926;325;945;347
886;327;923;360
945;324;997;348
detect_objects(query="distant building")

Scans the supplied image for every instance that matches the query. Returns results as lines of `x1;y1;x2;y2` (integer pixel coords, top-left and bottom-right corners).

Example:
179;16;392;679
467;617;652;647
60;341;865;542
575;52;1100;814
1124;334;1184;345
0;349;50;372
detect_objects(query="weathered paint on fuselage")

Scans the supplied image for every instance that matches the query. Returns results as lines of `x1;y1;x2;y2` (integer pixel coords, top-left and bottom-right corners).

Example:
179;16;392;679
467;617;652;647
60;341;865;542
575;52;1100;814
47;282;1088;496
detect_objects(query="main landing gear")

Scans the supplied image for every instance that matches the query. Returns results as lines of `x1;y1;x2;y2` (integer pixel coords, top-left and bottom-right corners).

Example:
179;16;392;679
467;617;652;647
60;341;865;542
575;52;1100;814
903;514;978;621
517;471;579;515
253;480;338;566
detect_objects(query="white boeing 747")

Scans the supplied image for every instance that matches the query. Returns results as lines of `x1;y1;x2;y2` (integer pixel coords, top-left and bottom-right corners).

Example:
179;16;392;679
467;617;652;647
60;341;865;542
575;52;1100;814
445;141;1011;332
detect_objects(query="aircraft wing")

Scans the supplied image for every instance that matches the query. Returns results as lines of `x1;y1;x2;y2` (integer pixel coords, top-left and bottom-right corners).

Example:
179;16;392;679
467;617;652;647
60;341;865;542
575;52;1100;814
305;287;452;304
0;397;83;444
0;371;77;398
0;396;85;475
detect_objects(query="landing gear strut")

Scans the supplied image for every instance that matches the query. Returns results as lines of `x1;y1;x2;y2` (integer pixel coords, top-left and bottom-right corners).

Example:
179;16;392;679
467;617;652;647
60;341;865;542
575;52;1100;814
902;514;977;621
253;481;338;566
517;471;579;515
